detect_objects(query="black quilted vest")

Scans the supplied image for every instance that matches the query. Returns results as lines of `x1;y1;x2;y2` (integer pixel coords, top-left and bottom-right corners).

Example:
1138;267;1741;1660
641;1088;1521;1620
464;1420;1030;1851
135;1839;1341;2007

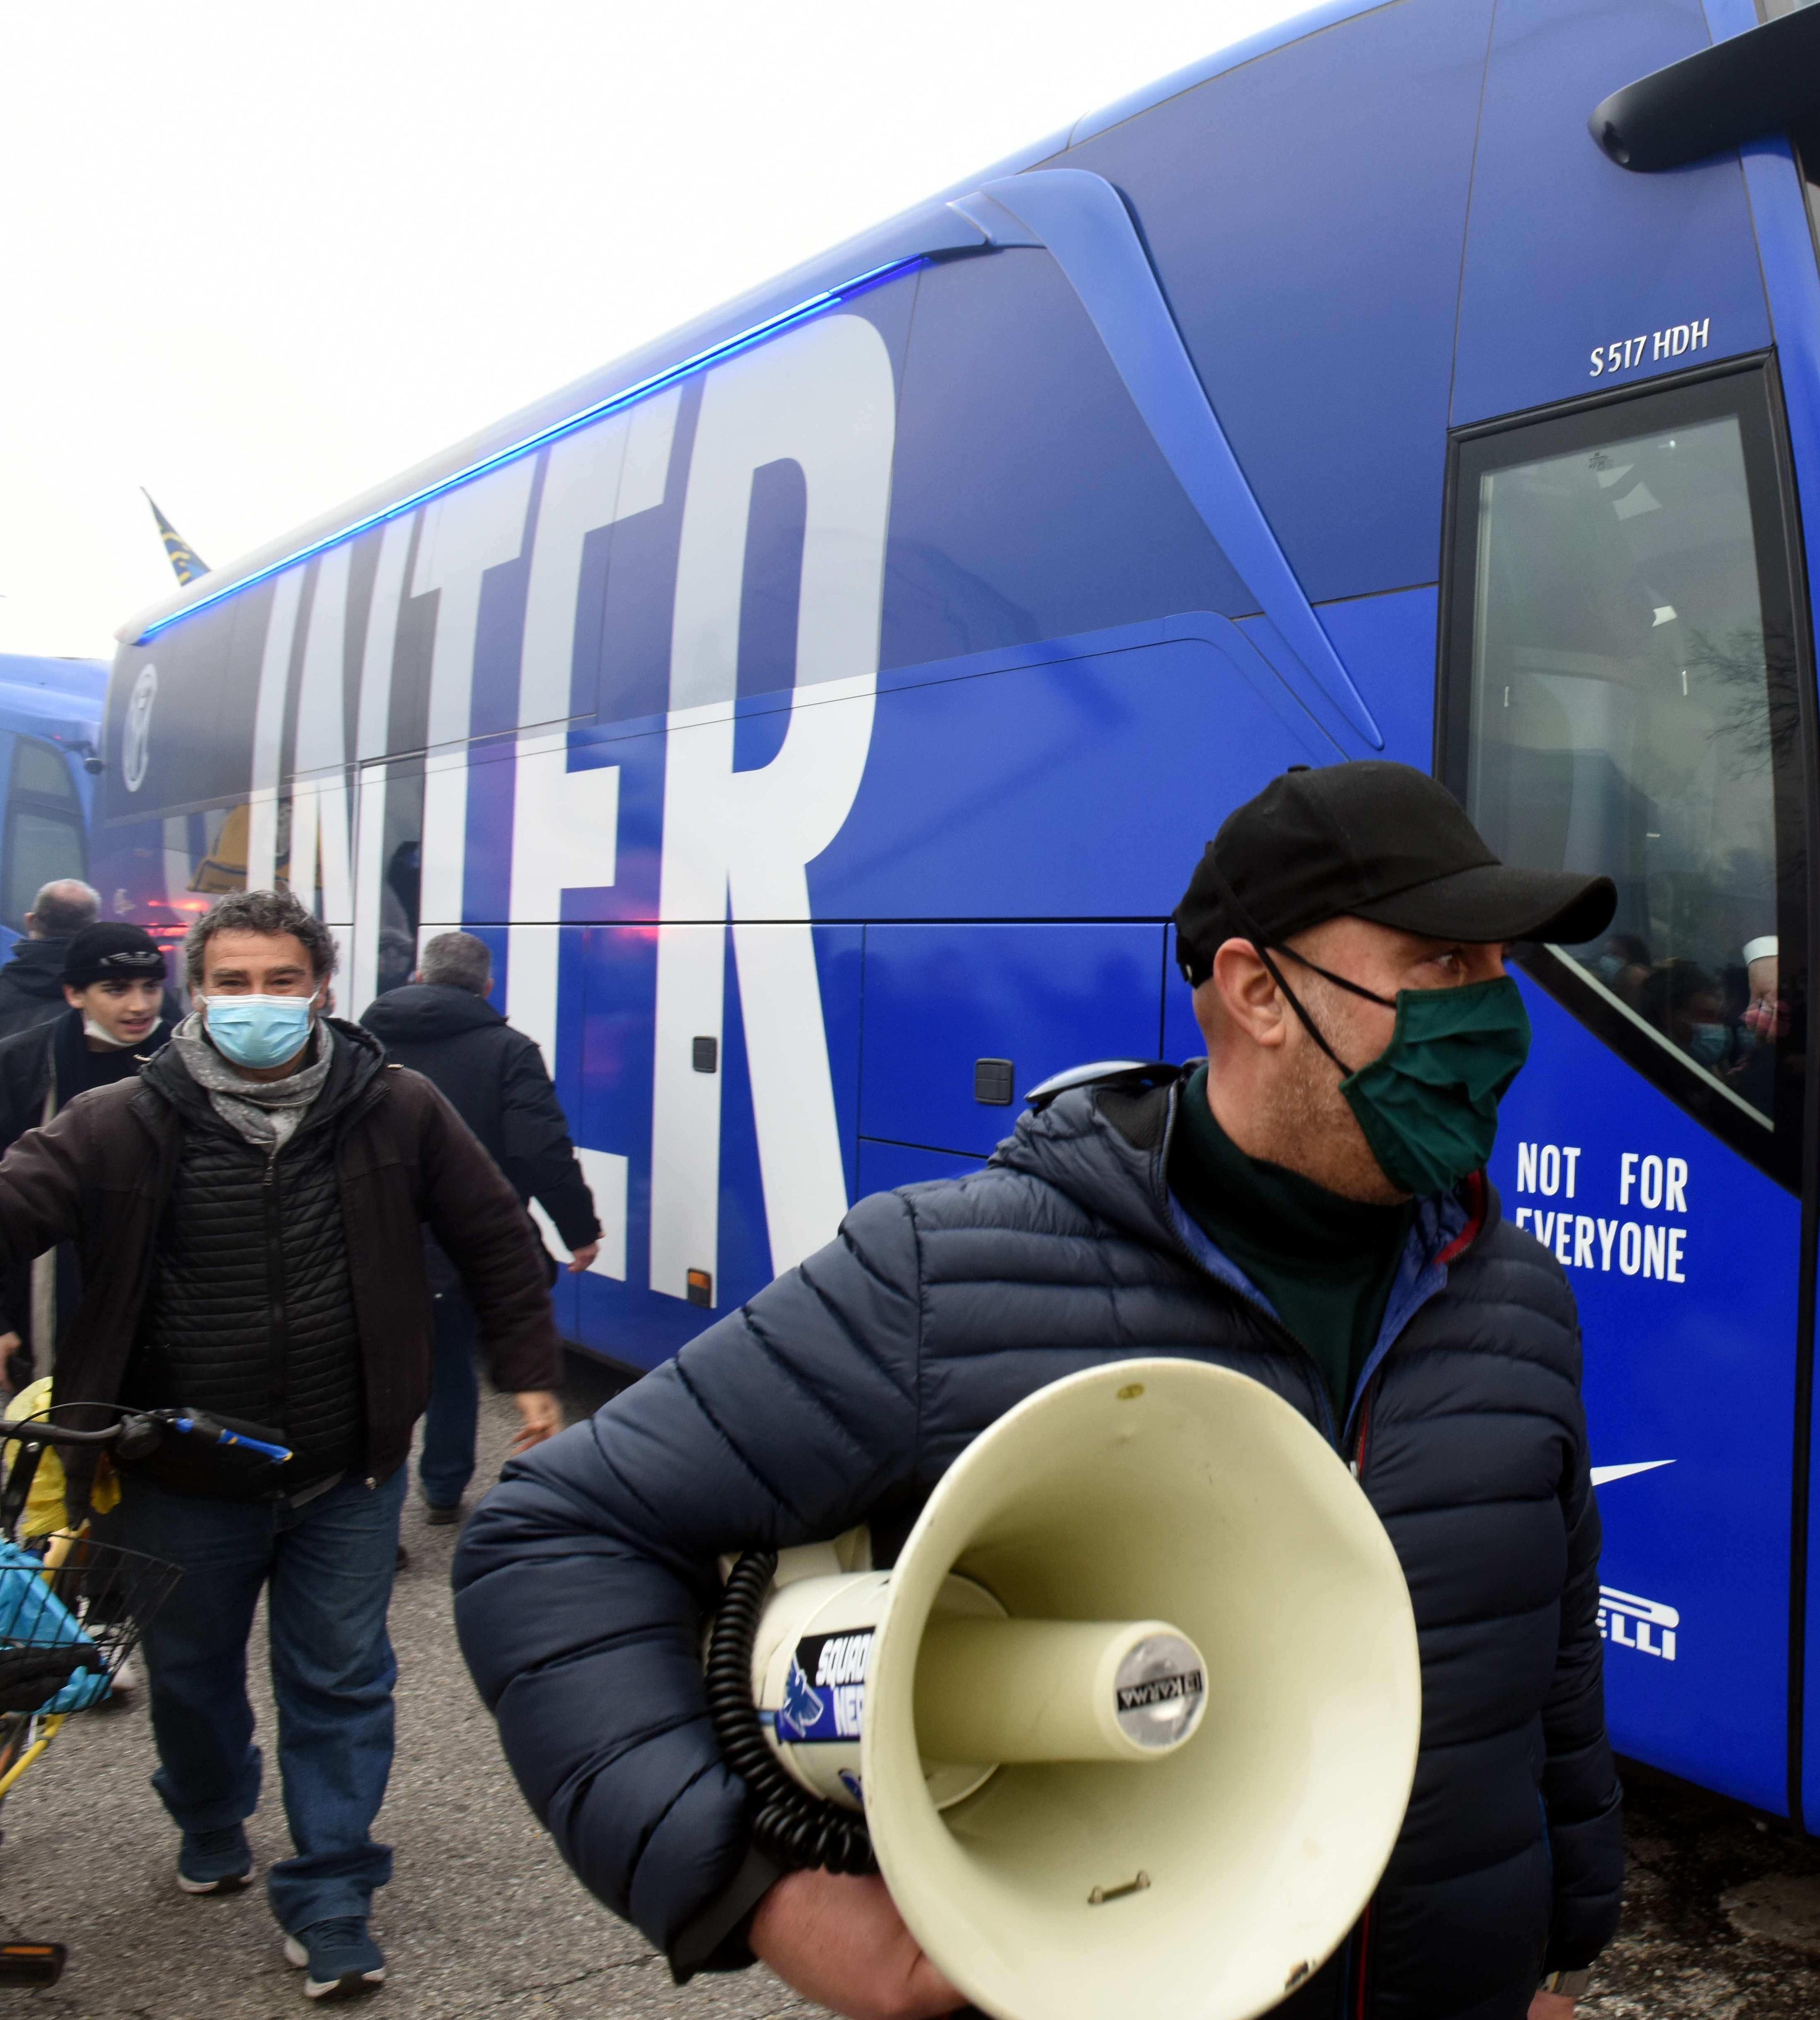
128;1035;380;1492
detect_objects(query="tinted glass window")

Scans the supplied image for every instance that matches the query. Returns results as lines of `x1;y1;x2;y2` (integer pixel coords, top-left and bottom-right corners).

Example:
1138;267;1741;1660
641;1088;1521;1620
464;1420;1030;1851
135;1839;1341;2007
13;738;74;802
2;739;86;931
1444;368;1810;1178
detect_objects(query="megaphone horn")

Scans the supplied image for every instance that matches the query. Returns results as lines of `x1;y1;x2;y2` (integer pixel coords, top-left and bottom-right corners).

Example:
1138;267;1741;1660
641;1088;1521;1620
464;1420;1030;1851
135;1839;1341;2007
706;1358;1421;2020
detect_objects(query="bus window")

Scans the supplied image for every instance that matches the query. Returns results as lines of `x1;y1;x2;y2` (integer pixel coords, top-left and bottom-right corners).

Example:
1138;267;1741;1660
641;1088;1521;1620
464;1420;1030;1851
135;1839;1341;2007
2;737;86;932
1441;365;1812;1184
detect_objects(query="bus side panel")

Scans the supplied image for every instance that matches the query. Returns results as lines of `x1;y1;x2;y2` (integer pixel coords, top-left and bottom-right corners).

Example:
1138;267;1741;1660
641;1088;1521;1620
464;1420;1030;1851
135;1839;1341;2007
880;252;1253;676
1064;0;1493;605
859;924;1167;1158
1453;0;1771;430
809;628;1336;923
855;1141;983;1193
1295;588;1440;773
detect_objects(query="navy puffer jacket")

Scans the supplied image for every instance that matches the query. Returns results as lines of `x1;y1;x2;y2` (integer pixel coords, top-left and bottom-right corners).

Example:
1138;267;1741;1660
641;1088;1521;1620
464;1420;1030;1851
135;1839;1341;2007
455;1066;1623;2020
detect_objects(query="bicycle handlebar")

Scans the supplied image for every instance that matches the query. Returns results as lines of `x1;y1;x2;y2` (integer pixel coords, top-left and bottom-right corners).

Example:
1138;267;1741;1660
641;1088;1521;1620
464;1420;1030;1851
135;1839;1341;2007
168;1417;292;1465
0;1408;292;1467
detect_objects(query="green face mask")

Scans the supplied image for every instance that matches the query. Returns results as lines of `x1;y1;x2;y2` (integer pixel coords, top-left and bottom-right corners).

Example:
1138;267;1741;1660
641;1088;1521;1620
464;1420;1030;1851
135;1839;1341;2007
1267;955;1533;1197
1336;977;1532;1197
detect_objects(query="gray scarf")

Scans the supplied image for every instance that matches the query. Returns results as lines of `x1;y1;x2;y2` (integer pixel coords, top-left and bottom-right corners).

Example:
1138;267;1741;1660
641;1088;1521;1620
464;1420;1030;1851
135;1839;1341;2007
171;1012;334;1154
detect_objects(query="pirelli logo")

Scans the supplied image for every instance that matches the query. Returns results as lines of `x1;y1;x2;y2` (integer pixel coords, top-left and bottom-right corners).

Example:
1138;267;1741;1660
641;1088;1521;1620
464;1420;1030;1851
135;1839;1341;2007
1598;1586;1678;1662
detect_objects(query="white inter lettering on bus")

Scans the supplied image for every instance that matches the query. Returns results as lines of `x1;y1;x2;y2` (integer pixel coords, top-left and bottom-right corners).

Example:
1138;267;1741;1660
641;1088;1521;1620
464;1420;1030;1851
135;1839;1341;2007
648;313;896;1303
503;388;683;1282
1512;1142;1688;1284
413;460;538;944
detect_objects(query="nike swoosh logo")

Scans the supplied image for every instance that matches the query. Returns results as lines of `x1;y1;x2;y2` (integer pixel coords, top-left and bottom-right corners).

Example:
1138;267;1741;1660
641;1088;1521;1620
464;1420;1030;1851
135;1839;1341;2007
1591;1460;1675;1486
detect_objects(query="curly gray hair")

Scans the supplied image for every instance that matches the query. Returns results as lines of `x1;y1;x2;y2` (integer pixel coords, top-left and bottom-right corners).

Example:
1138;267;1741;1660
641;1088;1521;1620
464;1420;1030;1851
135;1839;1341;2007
185;889;339;993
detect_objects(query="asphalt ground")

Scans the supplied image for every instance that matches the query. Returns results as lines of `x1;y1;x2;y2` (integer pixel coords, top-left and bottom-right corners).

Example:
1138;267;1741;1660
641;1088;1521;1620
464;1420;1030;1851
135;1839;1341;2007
0;1370;1818;2018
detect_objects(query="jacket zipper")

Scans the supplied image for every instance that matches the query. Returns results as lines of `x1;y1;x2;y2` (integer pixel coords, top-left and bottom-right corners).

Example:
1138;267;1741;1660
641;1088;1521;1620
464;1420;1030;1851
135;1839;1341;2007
1351;1899;1374;2020
261;1071;393;1490
263;1149;289;1446
1349;1377;1376;1480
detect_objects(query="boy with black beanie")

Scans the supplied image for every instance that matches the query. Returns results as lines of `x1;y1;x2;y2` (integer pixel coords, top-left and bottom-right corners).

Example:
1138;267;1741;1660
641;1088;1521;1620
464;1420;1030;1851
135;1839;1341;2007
0;923;174;1384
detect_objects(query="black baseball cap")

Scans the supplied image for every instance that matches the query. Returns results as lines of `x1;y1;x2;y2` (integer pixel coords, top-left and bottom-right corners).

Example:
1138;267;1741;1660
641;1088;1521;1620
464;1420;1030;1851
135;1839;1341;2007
64;924;168;991
1173;762;1617;985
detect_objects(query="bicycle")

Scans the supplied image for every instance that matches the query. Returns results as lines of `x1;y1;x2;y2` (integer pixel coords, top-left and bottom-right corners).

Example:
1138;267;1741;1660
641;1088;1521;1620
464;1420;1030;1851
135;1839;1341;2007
0;1403;289;1986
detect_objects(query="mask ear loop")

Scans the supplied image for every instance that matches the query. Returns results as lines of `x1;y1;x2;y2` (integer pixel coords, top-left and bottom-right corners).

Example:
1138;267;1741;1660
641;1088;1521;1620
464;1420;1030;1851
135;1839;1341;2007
1272;944;1400;1012
1189;867;1375;1079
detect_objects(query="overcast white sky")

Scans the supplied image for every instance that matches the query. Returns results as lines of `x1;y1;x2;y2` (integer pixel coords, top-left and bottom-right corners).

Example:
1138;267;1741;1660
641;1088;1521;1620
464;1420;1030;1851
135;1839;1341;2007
0;0;1308;662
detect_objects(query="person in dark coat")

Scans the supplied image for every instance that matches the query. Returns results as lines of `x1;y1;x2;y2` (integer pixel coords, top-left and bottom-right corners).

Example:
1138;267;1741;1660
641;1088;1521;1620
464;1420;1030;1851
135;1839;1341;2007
0;921;173;1389
453;763;1628;2020
0;888;564;2003
360;930;600;1521
0;879;100;1039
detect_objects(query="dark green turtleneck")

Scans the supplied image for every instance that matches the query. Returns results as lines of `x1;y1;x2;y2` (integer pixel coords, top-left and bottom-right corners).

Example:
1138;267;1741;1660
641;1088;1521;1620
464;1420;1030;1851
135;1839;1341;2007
1167;1064;1416;1426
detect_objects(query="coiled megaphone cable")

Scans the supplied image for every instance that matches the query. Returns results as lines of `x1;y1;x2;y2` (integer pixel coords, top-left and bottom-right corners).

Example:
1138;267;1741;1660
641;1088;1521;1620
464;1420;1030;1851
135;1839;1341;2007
705;1549;877;1876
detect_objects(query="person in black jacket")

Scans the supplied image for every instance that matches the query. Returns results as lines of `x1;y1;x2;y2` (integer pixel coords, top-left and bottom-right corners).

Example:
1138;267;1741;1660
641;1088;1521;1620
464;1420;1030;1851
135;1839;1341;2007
0;880;100;1040
453;763;1627;2020
0;889;564;2002
361;931;600;1521
0;921;173;1388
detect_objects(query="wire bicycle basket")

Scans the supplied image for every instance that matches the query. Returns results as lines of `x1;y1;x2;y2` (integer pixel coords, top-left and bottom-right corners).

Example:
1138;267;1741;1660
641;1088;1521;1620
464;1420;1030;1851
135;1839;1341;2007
0;1399;261;1985
0;1535;180;1721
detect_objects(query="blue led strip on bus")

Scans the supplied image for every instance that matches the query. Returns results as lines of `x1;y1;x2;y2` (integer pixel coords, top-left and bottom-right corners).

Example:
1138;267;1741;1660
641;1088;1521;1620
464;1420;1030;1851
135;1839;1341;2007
133;255;926;644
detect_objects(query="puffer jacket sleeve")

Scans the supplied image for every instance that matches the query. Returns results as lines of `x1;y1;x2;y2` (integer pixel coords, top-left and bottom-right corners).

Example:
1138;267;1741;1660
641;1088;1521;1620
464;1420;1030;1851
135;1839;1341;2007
452;1186;927;1961
0;1091;96;1268
1539;1398;1625;1970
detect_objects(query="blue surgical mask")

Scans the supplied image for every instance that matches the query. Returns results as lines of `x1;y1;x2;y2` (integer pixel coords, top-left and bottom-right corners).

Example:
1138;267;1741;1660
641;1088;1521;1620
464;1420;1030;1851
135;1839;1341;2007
202;993;316;1069
1687;1021;1730;1067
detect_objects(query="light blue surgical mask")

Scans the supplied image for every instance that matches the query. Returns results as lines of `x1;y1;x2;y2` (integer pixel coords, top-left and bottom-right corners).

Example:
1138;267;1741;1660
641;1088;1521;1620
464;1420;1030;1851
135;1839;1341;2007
201;993;316;1070
1687;1021;1730;1067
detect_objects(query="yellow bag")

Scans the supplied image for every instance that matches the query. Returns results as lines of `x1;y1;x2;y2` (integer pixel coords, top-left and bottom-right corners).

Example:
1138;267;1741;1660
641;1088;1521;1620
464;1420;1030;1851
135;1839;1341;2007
3;1380;120;1540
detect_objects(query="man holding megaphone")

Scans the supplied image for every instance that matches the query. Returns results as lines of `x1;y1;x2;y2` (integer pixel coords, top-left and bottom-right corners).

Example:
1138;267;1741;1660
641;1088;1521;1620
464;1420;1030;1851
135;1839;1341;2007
456;761;1624;2020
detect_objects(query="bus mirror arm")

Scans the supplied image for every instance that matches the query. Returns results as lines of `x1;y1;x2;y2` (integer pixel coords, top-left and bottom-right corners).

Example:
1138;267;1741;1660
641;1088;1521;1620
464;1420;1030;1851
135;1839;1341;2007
1590;7;1820;173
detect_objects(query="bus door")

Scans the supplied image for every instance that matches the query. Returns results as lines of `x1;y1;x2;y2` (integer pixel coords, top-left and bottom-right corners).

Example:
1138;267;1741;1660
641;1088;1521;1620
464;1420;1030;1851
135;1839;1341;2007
1438;355;1815;1817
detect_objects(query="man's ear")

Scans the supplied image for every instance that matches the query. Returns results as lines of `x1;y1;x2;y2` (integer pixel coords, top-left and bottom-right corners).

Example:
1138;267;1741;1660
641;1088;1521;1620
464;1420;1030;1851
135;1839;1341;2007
62;985;84;1011
1207;938;1291;1050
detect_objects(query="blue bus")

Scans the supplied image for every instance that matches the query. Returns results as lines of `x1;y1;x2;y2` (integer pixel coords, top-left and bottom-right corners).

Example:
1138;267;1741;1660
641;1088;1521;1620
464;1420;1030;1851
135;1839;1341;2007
99;0;1820;1826
0;657;106;954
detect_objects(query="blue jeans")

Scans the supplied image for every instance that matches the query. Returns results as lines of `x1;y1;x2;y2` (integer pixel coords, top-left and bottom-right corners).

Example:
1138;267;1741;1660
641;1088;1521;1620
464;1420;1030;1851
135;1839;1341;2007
115;1468;407;1933
418;1283;480;1509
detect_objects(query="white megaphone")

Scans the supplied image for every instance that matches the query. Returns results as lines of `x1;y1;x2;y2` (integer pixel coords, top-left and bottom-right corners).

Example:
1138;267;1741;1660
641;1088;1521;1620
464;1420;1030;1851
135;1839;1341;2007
706;1358;1421;2020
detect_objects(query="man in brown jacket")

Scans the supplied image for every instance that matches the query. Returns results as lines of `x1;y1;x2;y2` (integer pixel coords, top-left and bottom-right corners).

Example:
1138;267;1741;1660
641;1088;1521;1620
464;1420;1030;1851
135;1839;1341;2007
0;888;561;2003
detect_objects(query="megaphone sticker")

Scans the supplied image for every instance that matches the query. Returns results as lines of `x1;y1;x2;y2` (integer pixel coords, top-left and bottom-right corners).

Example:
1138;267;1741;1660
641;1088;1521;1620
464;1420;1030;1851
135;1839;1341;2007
779;1632;872;1742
